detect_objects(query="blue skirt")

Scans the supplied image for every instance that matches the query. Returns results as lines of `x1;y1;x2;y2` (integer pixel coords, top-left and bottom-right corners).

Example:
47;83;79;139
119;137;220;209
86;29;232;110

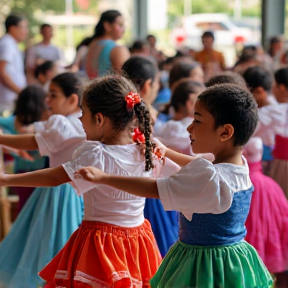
0;184;83;288
144;198;179;256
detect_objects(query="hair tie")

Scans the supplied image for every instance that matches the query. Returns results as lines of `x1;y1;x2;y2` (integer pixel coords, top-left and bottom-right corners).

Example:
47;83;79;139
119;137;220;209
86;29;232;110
132;127;145;144
125;92;141;111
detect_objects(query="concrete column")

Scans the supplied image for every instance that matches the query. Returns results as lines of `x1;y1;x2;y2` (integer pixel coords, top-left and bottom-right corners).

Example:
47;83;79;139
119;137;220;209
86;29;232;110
133;0;148;39
261;0;286;48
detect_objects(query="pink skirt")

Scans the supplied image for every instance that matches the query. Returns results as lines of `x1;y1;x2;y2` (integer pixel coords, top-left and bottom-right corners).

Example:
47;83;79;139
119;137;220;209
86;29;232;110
245;161;288;273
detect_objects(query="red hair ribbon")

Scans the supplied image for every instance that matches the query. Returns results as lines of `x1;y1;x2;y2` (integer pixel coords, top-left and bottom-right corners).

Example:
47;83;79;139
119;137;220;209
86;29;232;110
132;127;145;144
125;92;141;110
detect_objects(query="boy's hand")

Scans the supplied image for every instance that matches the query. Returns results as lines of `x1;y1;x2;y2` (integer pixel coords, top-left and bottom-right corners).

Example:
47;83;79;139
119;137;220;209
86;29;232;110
75;167;107;184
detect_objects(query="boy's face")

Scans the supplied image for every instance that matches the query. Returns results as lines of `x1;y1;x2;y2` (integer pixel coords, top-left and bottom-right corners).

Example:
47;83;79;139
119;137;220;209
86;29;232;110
187;100;233;155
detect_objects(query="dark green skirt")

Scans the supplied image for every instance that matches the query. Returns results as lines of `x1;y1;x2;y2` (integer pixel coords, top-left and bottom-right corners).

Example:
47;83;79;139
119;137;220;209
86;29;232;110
151;240;273;288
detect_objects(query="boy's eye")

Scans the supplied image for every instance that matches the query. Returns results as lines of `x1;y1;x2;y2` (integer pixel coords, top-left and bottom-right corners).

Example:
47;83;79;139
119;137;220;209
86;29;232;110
193;119;201;124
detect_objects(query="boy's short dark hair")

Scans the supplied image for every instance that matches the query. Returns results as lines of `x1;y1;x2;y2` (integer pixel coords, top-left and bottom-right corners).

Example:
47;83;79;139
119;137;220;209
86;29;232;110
35;61;54;78
242;66;272;92
202;31;214;40
198;83;258;146
5;15;24;32
205;71;247;88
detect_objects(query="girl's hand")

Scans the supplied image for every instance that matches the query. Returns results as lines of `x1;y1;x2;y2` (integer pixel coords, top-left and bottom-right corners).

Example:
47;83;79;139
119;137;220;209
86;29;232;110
16;150;34;161
153;138;167;156
75;167;106;184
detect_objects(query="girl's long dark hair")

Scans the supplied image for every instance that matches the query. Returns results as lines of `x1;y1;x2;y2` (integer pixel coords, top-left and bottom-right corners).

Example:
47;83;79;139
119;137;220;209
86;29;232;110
83;75;154;171
94;10;122;38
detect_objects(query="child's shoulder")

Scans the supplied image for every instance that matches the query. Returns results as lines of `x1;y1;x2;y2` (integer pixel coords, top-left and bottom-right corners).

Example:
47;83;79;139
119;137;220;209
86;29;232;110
182;157;251;193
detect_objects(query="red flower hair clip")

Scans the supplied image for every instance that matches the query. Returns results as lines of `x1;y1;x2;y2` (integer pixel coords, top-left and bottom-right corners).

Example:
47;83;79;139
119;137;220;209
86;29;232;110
125;92;141;110
132;127;145;144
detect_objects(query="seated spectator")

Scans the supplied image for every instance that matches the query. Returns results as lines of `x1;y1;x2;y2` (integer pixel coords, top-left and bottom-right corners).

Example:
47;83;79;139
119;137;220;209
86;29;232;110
34;61;56;92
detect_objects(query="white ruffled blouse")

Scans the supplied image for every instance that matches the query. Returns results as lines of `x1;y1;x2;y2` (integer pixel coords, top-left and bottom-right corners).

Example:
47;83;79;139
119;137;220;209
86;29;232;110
63;141;180;227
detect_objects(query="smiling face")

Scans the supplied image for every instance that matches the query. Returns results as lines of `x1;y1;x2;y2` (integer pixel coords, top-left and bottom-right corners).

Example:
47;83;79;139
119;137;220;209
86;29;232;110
187;99;235;156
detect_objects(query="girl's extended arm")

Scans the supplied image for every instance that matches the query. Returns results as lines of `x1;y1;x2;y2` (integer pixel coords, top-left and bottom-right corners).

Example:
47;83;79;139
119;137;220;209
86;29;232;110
0;134;38;150
77;167;159;198
0;166;70;187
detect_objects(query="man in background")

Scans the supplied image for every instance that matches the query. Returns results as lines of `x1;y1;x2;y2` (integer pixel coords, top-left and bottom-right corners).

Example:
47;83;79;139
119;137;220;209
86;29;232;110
25;24;61;84
0;15;28;114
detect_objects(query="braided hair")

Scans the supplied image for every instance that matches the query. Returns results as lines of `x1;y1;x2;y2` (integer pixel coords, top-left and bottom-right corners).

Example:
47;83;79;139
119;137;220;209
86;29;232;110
83;75;154;171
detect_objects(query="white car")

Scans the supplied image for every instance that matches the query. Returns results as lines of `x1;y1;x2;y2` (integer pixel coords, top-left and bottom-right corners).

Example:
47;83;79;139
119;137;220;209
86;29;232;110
172;13;258;50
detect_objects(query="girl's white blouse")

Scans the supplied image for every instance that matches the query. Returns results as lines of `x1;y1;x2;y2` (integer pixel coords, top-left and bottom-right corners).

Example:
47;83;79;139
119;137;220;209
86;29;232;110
157;157;252;221
63;141;180;227
34;112;86;168
255;103;288;146
153;117;193;155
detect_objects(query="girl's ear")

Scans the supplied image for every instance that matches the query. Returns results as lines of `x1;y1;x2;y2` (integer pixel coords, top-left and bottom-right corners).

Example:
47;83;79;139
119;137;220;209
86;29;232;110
103;21;111;33
94;112;104;127
141;79;152;99
219;124;234;142
68;94;79;108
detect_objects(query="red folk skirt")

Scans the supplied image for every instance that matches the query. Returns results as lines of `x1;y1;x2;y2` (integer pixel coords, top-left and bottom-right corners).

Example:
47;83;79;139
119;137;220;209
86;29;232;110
39;220;162;288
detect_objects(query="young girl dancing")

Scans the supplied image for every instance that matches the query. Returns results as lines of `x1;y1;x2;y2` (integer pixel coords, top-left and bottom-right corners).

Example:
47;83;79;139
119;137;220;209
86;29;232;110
0;73;85;288
0;85;50;212
244;137;288;288
76;83;273;288
0;75;181;287
153;79;204;155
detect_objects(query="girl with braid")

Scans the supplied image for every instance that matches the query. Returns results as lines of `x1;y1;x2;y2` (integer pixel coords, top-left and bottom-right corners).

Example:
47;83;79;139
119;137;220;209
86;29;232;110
0;75;180;287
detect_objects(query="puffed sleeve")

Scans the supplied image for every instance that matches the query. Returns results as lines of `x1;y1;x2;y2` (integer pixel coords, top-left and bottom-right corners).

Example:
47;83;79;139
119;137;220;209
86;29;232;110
63;141;104;195
243;137;263;163
34;115;84;157
157;157;233;221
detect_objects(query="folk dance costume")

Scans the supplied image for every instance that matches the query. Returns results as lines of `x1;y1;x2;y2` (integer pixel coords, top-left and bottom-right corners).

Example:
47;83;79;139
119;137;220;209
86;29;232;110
145;117;193;256
39;141;180;288
244;137;288;273
0;113;85;288
150;157;272;288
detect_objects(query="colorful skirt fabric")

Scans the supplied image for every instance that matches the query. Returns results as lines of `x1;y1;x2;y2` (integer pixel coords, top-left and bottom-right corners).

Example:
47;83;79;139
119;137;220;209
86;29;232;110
268;159;288;198
39;220;162;288
144;199;179;256
245;161;288;273
150;240;273;288
0;184;83;288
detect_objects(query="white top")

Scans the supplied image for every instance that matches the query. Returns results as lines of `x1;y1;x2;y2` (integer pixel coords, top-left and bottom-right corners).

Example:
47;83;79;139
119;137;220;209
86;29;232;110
34;112;86;167
243;137;263;163
255;103;288;146
25;42;61;69
63;141;180;227
0;34;27;110
153;117;193;155
157;156;251;221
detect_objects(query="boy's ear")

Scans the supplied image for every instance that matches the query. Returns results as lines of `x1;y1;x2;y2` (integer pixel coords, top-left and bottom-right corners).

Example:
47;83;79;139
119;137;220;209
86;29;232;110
219;124;234;142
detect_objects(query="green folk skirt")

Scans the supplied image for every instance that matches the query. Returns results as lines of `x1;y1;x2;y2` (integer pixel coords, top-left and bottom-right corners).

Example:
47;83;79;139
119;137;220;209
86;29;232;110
151;240;273;288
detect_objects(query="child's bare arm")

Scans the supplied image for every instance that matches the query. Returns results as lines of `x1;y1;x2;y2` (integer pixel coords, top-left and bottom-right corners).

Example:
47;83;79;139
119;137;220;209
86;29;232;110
0;166;70;187
0;134;38;150
77;167;159;198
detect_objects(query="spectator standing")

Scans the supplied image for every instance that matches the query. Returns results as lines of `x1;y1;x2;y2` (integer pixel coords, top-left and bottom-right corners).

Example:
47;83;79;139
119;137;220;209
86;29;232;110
25;24;61;84
0;15;28;114
195;31;225;80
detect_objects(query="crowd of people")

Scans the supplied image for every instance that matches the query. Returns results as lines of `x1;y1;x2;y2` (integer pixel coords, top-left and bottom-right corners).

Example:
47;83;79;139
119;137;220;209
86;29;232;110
0;8;288;288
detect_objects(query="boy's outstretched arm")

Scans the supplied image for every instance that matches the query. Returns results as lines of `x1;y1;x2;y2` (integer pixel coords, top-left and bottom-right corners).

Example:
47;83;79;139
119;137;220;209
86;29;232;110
0;166;70;187
77;167;159;198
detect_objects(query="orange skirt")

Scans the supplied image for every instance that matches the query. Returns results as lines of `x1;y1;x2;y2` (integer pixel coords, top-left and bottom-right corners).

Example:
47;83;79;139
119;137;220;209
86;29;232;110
39;220;162;288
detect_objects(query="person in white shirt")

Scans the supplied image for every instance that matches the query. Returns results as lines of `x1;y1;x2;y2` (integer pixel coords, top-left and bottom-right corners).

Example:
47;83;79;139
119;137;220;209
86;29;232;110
0;15;28;113
25;24;61;84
